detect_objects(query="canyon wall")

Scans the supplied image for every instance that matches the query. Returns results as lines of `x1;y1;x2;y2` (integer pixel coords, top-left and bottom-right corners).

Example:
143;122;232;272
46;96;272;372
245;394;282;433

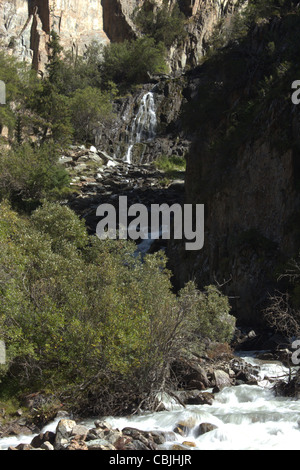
0;0;109;74
0;0;243;73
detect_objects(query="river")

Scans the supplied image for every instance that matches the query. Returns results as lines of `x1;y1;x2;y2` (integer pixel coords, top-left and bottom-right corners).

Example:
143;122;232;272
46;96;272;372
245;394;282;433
0;353;299;450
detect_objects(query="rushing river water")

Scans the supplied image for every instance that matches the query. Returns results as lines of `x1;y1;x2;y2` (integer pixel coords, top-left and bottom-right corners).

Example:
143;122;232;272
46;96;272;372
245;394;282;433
1;353;300;451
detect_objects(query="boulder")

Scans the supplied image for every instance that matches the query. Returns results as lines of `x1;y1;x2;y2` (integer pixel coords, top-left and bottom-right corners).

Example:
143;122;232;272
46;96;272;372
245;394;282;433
31;431;55;448
70;424;89;441
121;427;158;450
194;422;218;437
184;390;214;405
40;441;54;450
66;439;89;450
86;439;116;450
173;417;197;436
213;369;232;391
54;419;77;450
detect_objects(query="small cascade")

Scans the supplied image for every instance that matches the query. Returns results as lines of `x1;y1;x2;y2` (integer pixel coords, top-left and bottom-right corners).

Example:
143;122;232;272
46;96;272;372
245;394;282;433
125;91;157;164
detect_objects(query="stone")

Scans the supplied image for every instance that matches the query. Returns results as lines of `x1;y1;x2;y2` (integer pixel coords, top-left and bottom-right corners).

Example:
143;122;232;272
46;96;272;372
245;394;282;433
182;441;196;447
86;439;116;450
31;431;55;448
70;424;89;440
40;441;54;450
194;423;218;438
185;391;214;406
173;417;197;436
54;419;77;450
113;435;134;450
66;439;88;451
121;427;158;450
213;370;232;391
59;156;73;165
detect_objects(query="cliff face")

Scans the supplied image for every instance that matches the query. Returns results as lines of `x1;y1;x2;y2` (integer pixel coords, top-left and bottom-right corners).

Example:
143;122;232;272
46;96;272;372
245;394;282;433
0;0;109;73
168;0;243;71
167;11;300;326
0;0;243;73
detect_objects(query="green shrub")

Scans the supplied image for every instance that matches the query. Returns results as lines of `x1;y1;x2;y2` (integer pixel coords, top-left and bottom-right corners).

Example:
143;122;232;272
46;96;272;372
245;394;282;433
0;143;70;210
70;86;114;142
100;36;167;90
0;202;235;414
134;0;187;48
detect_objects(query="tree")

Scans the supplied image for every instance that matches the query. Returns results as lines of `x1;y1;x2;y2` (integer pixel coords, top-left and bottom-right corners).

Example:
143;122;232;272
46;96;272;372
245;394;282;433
70;87;114;142
134;0;187;48
0;142;70;210
46;30;64;87
101;36;167;90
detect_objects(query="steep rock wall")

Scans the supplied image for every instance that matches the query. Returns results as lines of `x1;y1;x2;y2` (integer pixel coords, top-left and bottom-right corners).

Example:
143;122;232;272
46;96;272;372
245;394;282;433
0;0;109;73
167;14;300;326
0;0;244;73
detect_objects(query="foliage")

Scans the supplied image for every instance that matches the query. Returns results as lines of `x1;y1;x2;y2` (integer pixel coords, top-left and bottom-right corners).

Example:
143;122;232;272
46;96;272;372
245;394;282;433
264;253;300;338
134;0;187;48
0;201;235;414
100;36;167;90
48;41;104;96
70;86;114;142
0;143;70;210
153;154;186;172
0;49;37;136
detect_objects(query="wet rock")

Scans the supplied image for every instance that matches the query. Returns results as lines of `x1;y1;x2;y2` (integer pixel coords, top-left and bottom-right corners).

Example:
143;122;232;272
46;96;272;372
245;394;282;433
194;423;218;437
40;441;54;450
9;443;34;450
213;370;232;391
31;431;55;448
182;441;196;447
173;417;197;436
88;420;122;445
122;427;158;450
171;355;211;390
113;435;134;450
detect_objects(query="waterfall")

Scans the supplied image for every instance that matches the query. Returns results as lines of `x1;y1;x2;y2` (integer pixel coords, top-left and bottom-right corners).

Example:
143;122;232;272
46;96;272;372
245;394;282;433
125;91;157;164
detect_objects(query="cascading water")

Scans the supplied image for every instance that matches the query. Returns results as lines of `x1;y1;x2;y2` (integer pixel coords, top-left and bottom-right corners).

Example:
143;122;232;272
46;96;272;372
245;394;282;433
2;354;300;450
103;355;300;451
124;91;157;164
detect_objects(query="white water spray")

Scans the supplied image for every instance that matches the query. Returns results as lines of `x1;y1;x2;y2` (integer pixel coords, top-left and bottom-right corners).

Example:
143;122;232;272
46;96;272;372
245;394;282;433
125;91;157;164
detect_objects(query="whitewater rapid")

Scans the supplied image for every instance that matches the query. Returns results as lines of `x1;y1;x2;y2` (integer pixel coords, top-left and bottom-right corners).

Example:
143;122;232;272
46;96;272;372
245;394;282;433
1;354;299;450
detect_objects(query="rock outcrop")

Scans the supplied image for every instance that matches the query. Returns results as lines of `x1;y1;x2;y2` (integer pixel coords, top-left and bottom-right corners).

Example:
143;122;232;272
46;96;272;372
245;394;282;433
0;0;109;74
166;12;300;325
0;0;245;74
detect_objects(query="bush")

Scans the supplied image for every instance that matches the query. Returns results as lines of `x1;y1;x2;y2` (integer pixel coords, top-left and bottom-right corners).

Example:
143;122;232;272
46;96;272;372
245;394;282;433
0;202;235;414
0;143;70;210
70;86;114;142
100;36;167;90
134;0;187;48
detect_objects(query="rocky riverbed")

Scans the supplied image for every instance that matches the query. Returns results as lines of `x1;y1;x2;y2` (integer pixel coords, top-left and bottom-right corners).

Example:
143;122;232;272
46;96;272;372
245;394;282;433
60;144;185;238
2;327;297;451
0;353;259;451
